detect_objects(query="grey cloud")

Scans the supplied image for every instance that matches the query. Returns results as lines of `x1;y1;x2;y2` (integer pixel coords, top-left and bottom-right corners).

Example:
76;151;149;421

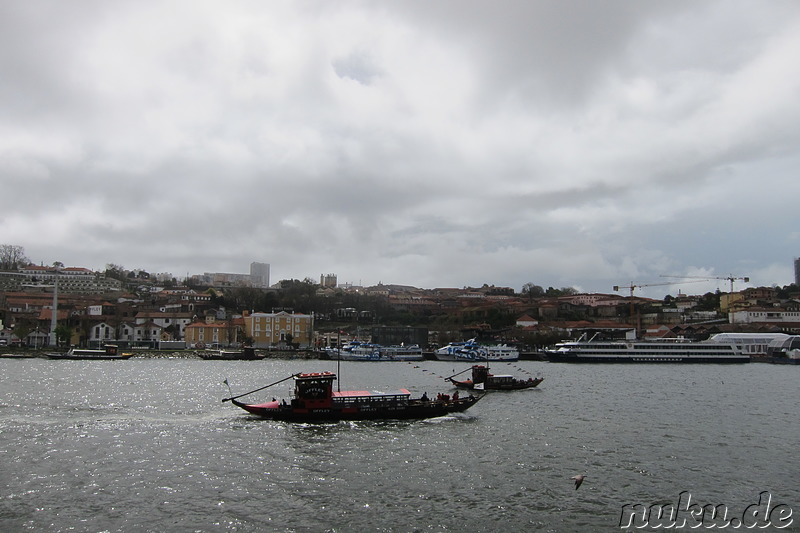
2;1;799;295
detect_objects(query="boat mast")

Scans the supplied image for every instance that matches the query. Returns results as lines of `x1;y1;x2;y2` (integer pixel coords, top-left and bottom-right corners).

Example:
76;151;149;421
49;268;59;347
337;331;342;391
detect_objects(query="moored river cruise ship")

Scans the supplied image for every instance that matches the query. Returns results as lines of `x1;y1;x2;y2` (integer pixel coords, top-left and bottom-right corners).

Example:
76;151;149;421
544;334;752;363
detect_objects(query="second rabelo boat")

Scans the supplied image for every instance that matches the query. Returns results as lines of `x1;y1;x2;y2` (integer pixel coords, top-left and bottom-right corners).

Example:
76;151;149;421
224;371;483;422
447;364;543;391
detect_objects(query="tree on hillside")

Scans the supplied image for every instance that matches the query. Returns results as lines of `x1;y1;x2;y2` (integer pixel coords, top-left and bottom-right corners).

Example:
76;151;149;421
105;264;126;281
696;291;721;311
0;244;30;270
544;286;579;297
521;283;545;301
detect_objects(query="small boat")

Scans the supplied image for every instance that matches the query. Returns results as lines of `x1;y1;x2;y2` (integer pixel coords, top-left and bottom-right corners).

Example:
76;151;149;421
224;371;483;422
447;365;543;391
46;345;133;360
198;347;264;360
433;339;519;362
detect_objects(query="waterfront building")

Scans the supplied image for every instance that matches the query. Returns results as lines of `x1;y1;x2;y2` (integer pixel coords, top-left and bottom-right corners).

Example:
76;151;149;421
370;326;428;347
728;307;800;332
243;310;313;349
118;321;165;345
184;314;245;348
134;311;193;339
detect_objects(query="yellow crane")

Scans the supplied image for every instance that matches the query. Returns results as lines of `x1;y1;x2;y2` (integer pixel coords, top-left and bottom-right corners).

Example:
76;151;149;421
613;280;711;328
660;274;750;293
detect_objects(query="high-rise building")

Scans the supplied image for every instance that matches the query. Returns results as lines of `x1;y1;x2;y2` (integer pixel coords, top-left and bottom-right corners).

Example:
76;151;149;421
250;262;270;288
794;257;800;286
320;273;337;288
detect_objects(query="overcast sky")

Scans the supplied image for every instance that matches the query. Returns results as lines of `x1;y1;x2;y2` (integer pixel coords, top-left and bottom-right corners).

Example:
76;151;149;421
2;1;799;298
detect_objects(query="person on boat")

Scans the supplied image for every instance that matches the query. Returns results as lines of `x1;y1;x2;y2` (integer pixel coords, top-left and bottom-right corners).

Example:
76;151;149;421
453;391;459;401
421;392;429;402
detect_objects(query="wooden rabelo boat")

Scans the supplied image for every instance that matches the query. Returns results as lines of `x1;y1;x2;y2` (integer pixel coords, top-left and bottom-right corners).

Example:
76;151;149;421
447;364;543;391
46;345;134;360
224;371;483;422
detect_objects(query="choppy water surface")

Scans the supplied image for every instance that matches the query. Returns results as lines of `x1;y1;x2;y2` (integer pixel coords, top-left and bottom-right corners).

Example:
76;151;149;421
1;358;797;532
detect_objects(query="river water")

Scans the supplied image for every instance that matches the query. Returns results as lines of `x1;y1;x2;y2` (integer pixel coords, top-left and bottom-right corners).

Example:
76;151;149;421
1;358;797;532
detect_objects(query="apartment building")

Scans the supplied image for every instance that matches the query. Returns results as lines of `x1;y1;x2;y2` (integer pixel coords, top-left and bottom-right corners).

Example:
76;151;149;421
0;265;122;293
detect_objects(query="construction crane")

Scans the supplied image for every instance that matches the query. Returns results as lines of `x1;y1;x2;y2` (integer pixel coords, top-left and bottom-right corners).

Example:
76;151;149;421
612;279;708;297
612;279;710;336
614;281;670;297
660;274;750;293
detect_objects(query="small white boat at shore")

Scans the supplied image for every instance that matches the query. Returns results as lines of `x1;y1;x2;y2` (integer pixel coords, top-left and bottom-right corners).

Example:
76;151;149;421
46;345;133;360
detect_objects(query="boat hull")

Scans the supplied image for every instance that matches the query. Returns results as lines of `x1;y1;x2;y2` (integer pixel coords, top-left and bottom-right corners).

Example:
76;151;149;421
231;396;480;422
46;353;133;360
545;337;752;364
449;377;544;390
334;352;425;362
433;353;518;362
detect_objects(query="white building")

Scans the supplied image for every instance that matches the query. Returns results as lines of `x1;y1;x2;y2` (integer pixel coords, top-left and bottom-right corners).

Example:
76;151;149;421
728;307;800;325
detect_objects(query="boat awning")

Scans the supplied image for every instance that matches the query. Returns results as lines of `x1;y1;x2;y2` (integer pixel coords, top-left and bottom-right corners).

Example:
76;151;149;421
334;388;411;399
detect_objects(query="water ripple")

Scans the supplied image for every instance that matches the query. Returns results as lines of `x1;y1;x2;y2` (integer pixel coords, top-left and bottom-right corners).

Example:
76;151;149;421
1;359;798;531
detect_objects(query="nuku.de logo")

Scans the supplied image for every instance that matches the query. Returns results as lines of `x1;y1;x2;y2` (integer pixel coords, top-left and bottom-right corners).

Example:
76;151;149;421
618;491;793;529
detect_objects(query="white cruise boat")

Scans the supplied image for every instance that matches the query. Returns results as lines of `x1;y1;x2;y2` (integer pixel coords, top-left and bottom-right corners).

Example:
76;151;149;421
544;333;749;363
325;341;424;361
433;339;519;362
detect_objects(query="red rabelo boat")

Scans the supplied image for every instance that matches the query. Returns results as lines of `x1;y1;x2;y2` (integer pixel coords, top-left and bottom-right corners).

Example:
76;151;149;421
447;365;543;391
224;371;482;422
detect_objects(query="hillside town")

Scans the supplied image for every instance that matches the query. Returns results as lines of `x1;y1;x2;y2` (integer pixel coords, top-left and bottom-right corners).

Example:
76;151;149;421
2;249;799;353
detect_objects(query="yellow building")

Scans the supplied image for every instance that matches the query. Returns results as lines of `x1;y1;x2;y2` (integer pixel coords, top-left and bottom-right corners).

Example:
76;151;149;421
243;310;313;349
720;292;745;313
184;314;244;348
